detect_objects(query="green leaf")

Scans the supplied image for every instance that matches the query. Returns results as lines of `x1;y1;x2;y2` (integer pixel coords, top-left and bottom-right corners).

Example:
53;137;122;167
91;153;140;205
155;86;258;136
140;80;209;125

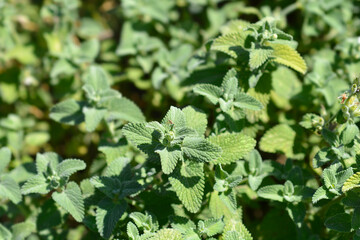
248;175;264;191
0;147;11;173
342;172;360;192
127;222;140;239
223;219;252;240
211;32;247;58
325;213;352;232
224;231;241;240
198;218;225;237
286;203;306;227
130;212;159;232
268;43;307;74
352;207;360;230
323;168;337;189
83;65;110;91
123;122;162;159
341;123;359;145
233;92;263;111
56;159;86;178
161;106;186;129
169;161;205;213
21;175;50;195
106;97;146;123
221;68;238;97
156;146;182;174
257;185;284;202
259;124;296;157
96;198;127;239
152;229;183;240
83;107;107;132
312;186;330;203
35;152;61;174
50;99;85;125
249;47;273;69
0;176;21;204
0;224;12;240
182;137;222;162
52;182;84;222
208;133;256;164
193;84;223;104
182;106;208;136
209;191;236;219
11;221;36;240
313;148;335;168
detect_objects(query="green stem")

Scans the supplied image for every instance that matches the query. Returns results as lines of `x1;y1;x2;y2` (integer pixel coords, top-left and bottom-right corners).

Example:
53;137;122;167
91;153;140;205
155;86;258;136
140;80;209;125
281;2;301;16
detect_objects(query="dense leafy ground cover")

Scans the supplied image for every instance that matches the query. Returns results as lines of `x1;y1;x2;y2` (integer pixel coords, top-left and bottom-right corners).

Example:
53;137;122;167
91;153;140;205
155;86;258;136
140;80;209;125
1;0;360;239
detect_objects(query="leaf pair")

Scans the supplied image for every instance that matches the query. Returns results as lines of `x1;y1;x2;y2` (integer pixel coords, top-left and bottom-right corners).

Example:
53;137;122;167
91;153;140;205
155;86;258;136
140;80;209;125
123;106;221;175
50;66;145;132
90;157;143;239
211;20;307;74
21;152;86;222
193;68;263;120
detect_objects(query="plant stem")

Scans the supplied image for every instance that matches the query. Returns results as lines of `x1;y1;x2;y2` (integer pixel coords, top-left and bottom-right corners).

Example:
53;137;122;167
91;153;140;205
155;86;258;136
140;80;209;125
281;2;301;16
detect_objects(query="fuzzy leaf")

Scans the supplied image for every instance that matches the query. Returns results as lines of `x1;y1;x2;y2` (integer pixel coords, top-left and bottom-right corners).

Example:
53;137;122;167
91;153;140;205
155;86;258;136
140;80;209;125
223;219;252;240
152;229;183;240
21;175;50;195
208;133;256;164
193;84;223;104
106;97;146;123
35;152;61;175
341;123;359;145
56;159;86;178
127;222;140;239
259;124;296;157
96;198;127;239
169;162;204;213
156;146;182;174
50;99;85;125
0;224;12;240
312;186;330;203
161;106;186;129
198;218;225;237
342;172;360;192
313;148;336;168
257;185;284;202
209;191;236;219
268;43;307;74
83;107;107;132
182;106;208;136
123;122;162;159
249;48;273;69
0;176;21;204
83;65;110;91
182;137;222;162
52;182;84;222
233;92;263;110
211;32;247;58
222;68;238;97
11;221;36;240
0;147;11;173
